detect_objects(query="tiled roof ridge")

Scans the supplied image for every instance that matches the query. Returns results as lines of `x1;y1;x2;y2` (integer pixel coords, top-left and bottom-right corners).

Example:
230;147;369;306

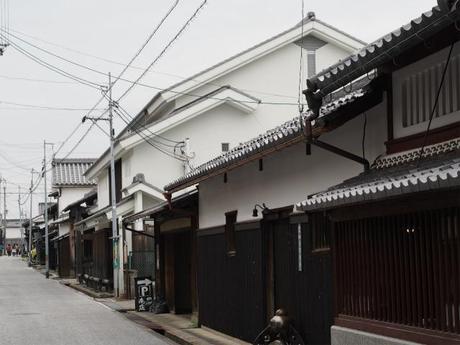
297;139;460;211
373;137;460;169
165;88;368;191
298;159;460;210
53;158;96;164
307;3;460;96
52;159;96;186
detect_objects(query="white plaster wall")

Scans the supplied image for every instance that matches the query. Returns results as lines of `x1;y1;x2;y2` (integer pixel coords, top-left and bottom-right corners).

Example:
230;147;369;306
59;222;70;237
58;187;94;213
122;149;133;188
316;42;351;73
95;39;355;210
5;227;21;239
97;171;110;209
199;101;387;228
175;41;351;132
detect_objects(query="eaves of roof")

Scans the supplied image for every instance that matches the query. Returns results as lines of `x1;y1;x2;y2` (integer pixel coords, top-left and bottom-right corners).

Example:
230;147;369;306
306;3;460;98
85;16;365;178
160;16;365;100
123;189;198;223
62;190;97;212
165;81;381;192
297;145;460;212
74;195;133;227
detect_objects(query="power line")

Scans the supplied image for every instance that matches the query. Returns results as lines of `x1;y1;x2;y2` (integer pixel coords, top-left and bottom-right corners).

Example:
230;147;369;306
116;104;183;148
1;33;102;89
0;150;34;171
0;73;77;84
0;0;180;94
0;99;106;111
111;0;180;88
1;30;303;106
7;27;190;81
117;0;209;102
113;107;185;161
7;28;299;100
55;1;184;160
100;90;182;147
57;123;100;161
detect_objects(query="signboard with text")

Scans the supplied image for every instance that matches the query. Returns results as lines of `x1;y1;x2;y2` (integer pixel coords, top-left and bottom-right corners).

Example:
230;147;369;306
134;276;154;312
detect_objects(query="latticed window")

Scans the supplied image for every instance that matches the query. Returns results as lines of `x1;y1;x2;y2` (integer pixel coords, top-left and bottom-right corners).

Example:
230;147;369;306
335;207;460;335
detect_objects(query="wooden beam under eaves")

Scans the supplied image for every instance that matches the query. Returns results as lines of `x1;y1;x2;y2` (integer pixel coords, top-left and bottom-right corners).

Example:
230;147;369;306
167;87;384;194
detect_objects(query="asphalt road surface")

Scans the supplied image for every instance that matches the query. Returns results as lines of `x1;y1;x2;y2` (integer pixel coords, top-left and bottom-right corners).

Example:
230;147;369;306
0;256;172;345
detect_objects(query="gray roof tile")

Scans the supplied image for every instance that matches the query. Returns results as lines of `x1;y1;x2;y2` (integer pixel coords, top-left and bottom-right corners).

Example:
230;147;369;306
165;88;369;191
307;4;460;97
52;159;96;187
297;140;460;211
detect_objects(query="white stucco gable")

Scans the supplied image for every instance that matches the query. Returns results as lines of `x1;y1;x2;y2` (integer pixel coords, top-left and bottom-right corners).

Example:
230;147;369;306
119;86;260;151
144;15;365;115
86;14;365;177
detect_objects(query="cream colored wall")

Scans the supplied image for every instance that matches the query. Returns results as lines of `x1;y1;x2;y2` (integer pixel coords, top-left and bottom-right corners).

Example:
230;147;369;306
198;100;387;228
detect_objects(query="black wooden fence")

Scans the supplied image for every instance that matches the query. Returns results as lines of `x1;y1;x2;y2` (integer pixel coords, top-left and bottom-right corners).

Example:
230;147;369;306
335;207;460;335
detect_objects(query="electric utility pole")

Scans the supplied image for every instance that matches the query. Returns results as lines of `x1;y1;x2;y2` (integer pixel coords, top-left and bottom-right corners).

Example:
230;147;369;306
43;141;53;279
82;72;119;296
3;179;7;255
18;186;23;254
28;169;37;266
0;177;3;255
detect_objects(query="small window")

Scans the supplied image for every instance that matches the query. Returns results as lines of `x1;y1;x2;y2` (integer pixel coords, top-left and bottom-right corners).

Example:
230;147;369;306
306;50;316;78
221;143;230;153
225;211;237;257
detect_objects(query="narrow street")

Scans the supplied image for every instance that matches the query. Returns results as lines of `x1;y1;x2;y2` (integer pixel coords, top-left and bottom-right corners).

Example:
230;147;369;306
0;257;172;345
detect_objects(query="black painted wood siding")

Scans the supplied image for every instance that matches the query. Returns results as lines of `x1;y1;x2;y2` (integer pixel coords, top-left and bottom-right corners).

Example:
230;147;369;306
197;228;265;342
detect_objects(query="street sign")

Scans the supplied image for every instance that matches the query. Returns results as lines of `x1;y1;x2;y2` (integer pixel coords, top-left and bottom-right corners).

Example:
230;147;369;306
134;276;154;312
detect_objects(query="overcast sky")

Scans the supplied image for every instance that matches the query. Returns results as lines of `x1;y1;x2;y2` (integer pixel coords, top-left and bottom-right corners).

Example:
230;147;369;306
0;0;436;218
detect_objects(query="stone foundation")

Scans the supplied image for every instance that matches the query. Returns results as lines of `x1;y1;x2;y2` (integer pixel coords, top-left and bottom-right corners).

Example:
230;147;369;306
331;326;421;345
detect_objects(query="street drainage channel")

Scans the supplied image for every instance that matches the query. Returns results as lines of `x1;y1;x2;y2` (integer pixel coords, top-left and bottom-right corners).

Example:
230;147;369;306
119;310;166;336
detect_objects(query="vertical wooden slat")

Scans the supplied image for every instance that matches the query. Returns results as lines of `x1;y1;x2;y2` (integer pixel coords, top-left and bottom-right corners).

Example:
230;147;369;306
343;221;350;315
392;215;402;324
453;208;460;333
382;216;391;322
371;218;382;320
376;217;387;321
366;218;373;320
443;208;453;333
435;209;447;331
419;210;429;329
402;213;412;325
357;219;364;318
430;210;442;331
333;221;341;316
455;208;460;333
448;207;459;333
387;216;395;323
414;212;423;328
408;213;418;327
363;218;369;319
424;210;435;330
349;220;356;316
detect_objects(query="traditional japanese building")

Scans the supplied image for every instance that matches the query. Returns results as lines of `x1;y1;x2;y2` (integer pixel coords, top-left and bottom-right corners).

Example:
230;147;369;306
162;1;460;344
